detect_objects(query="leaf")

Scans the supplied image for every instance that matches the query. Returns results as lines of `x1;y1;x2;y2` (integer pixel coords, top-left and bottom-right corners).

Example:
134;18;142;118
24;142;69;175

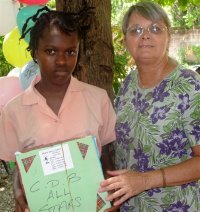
143;145;151;153
191;111;200;119
178;0;189;10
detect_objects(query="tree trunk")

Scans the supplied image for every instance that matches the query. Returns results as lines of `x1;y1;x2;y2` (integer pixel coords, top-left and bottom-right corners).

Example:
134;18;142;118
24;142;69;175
56;0;114;100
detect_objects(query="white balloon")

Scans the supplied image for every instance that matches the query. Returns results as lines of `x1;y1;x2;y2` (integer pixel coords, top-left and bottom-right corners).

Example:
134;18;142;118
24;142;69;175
7;67;21;77
19;60;40;90
0;0;20;35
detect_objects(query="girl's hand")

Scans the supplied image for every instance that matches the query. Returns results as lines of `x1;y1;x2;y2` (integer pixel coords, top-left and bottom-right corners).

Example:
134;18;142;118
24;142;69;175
13;167;30;212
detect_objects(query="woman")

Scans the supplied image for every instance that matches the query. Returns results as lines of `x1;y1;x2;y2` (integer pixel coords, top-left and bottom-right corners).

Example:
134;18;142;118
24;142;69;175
99;2;200;211
0;7;116;211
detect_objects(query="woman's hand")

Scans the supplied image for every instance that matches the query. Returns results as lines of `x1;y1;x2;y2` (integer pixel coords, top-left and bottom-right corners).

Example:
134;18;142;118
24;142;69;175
104;205;120;212
99;169;148;206
13;167;30;212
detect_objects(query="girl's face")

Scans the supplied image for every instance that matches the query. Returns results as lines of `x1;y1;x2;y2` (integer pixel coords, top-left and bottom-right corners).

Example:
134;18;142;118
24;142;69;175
35;25;79;87
124;13;170;65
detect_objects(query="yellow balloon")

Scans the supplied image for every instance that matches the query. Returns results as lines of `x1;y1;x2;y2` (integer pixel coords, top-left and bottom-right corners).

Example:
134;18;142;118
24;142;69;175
3;27;32;68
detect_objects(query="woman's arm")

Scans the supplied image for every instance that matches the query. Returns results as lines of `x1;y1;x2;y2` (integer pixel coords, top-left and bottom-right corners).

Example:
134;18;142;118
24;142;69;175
146;145;200;188
99;145;200;206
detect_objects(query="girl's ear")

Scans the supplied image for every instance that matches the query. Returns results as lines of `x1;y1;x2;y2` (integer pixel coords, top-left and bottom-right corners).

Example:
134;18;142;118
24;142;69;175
32;51;38;63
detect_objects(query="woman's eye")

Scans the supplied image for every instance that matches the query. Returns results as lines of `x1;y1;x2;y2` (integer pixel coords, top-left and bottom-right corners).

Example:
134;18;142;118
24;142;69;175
45;49;55;55
153;26;161;32
128;27;143;36
150;25;163;34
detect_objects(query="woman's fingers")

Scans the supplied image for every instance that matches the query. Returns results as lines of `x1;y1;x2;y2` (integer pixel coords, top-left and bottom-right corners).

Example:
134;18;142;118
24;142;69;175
113;192;130;206
100;170;148;206
106;169;127;176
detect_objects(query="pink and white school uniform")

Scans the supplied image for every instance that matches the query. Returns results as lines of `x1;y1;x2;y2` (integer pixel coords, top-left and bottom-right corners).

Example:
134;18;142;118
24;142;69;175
0;76;116;161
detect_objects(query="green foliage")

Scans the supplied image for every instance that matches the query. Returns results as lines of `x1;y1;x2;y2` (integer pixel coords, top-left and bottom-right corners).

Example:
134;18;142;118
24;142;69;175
0;36;14;77
171;2;200;28
192;46;200;61
112;24;133;95
178;45;200;65
47;0;56;8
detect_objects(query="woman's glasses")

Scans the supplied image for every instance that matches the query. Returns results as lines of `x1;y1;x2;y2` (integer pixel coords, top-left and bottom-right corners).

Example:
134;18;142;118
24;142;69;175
127;23;167;37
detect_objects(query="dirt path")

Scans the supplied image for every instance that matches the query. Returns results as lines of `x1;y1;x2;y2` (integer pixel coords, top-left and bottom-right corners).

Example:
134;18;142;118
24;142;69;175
0;165;15;212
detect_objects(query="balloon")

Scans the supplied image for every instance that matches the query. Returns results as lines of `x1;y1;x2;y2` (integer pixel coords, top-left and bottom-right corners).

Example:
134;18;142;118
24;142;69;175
18;0;49;5
0;76;22;113
3;27;32;68
19;60;40;90
7;67;21;77
0;0;20;35
17;5;48;43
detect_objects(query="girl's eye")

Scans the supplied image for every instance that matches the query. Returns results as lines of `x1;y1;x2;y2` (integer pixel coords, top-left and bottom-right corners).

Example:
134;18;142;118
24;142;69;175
45;49;55;55
66;50;78;56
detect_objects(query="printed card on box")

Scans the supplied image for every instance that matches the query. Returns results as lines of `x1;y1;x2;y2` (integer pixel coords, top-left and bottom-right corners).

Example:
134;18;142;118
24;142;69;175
16;136;110;212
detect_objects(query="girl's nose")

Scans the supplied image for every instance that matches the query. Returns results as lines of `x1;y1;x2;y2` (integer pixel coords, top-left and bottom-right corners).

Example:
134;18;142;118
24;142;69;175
55;53;67;65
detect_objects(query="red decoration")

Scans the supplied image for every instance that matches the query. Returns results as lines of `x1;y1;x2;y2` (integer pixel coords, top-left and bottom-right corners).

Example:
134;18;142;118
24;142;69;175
18;0;49;5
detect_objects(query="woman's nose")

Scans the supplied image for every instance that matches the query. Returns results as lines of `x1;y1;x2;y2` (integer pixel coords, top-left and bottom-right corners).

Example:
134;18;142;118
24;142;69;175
141;29;150;39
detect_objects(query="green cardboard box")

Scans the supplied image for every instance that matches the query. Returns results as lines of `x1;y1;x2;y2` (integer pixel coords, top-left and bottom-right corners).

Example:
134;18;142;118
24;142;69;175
16;136;110;212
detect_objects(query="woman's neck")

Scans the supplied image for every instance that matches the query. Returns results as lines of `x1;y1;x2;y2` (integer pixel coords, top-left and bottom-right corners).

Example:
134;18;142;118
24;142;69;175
136;57;177;89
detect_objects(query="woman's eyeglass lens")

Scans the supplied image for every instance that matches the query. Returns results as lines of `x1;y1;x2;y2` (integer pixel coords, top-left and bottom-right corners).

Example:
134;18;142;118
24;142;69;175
127;24;167;37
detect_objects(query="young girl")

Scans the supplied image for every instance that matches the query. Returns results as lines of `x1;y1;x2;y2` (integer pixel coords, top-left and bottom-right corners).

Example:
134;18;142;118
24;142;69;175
0;7;116;211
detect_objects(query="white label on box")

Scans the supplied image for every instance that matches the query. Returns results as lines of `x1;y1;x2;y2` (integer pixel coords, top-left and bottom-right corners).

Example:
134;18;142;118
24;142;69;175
39;144;74;176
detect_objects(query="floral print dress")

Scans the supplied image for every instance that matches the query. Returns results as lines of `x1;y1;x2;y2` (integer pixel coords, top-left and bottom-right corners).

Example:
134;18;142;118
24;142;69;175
114;65;200;212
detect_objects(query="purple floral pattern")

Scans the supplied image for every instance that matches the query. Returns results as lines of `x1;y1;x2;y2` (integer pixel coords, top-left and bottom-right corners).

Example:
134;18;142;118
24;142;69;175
131;91;149;113
157;128;187;158
181;69;200;91
177;93;190;113
133;147;150;171
114;65;200;212
147;188;161;197
191;125;200;142
163;201;190;212
151;106;170;124
152;80;170;102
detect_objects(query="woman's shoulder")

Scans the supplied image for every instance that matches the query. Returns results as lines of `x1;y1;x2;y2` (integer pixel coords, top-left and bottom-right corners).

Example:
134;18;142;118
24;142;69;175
176;64;199;78
169;64;200;82
169;64;200;96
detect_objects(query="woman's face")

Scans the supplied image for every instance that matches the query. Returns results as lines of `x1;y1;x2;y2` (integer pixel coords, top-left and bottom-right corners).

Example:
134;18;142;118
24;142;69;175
124;13;170;64
35;26;79;86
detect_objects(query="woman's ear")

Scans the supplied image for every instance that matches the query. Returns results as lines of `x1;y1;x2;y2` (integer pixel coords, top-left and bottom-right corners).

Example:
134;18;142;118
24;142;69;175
123;36;128;51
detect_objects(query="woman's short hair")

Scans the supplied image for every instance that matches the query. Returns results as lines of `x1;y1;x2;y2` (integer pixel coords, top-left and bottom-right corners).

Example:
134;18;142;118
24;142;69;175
122;1;171;35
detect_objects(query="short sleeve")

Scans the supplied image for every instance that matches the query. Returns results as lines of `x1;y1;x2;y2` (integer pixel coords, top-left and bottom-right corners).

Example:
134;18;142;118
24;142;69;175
181;74;200;147
0;109;19;161
99;93;116;146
